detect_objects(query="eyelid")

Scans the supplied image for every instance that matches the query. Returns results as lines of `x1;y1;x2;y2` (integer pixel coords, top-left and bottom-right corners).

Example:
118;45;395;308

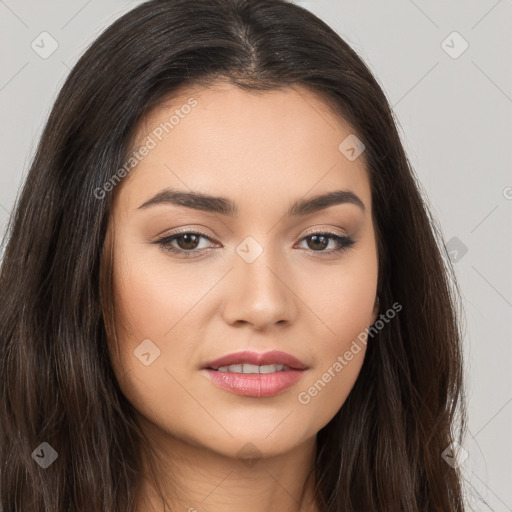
300;225;349;238
154;224;218;239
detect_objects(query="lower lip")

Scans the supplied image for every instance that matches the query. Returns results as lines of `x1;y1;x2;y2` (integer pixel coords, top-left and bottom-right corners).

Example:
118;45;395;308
203;368;306;398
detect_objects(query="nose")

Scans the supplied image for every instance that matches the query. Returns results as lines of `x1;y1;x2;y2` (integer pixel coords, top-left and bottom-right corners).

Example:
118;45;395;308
221;248;298;330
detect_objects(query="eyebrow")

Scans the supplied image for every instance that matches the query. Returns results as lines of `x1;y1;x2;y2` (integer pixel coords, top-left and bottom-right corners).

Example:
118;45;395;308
137;187;366;216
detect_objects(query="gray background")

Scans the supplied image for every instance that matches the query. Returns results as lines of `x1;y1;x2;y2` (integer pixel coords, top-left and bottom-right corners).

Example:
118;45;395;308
1;0;511;509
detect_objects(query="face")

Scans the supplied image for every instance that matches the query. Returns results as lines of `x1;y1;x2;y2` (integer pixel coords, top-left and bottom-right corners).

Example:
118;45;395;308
104;81;379;461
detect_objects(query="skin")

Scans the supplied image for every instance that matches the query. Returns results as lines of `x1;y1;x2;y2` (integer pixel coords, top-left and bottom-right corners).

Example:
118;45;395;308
104;81;379;512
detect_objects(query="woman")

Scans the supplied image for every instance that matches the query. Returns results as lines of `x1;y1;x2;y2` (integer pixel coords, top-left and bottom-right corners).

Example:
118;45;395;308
0;0;466;510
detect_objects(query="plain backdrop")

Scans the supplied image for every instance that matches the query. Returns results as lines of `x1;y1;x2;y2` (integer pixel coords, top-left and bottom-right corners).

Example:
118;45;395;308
0;1;511;510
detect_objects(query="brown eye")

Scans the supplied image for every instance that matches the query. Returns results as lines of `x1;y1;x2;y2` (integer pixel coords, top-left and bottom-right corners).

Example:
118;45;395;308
174;233;201;251
154;231;216;258
306;234;329;251
298;232;355;255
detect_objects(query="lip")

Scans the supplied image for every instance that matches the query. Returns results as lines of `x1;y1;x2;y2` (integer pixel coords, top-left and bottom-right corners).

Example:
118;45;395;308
201;350;308;398
202;350;308;371
203;368;306;398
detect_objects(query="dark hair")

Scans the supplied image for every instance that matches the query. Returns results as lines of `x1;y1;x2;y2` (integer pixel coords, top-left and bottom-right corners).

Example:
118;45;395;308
0;0;467;510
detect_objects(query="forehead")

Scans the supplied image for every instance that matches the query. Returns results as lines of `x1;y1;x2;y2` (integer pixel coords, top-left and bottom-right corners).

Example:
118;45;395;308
116;81;371;216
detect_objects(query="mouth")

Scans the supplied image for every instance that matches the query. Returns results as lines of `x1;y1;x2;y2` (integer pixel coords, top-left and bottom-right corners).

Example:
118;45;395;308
202;350;308;398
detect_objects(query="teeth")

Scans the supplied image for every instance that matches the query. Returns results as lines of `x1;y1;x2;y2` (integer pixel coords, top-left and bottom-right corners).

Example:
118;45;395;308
243;363;260;373
216;363;288;373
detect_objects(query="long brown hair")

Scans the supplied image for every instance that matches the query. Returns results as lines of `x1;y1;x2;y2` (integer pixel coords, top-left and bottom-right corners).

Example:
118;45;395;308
0;0;466;510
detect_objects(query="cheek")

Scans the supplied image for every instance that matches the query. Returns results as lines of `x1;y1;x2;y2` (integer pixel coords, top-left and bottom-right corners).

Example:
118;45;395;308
295;242;377;425
113;265;171;340
106;244;185;384
107;249;203;434
307;236;378;338
297;345;366;432
107;237;220;386
295;284;372;432
110;243;203;344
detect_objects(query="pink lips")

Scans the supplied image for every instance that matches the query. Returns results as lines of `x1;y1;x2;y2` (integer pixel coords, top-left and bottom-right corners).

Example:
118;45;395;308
202;350;308;398
203;350;308;371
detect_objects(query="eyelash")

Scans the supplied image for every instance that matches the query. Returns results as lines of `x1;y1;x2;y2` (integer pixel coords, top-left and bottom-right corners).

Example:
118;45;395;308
154;230;356;259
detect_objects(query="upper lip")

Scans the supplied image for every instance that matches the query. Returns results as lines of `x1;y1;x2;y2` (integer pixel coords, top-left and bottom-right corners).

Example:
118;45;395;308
203;350;308;371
